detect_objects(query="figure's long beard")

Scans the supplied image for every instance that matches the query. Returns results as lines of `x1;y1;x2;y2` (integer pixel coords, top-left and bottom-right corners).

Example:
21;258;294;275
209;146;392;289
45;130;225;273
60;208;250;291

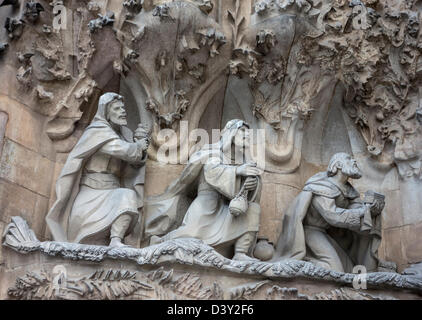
110;118;127;127
342;165;362;179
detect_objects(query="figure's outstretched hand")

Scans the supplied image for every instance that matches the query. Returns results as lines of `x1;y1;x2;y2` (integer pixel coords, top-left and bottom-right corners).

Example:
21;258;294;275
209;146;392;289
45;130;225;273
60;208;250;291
236;163;262;177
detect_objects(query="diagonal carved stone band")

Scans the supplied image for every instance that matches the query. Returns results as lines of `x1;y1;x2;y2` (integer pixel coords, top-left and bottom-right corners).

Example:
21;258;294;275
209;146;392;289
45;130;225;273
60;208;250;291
2;216;422;293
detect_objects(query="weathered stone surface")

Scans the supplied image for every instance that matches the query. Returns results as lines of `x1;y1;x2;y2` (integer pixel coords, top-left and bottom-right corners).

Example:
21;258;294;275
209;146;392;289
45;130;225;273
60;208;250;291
383;228;405;270
0;179;48;239
144;161;184;196
0;139;54;198
0;95;55;161
382;190;404;230
0;221;5;267
257;182;277;242
400;178;422;226
401;223;422;265
273;184;299;241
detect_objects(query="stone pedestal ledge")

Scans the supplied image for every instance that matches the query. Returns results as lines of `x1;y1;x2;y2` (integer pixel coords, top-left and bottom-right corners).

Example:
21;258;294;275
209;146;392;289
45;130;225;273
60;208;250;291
2;216;422;294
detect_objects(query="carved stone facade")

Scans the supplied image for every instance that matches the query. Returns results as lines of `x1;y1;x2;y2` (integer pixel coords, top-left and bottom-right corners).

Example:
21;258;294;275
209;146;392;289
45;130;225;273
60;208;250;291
1;0;422;300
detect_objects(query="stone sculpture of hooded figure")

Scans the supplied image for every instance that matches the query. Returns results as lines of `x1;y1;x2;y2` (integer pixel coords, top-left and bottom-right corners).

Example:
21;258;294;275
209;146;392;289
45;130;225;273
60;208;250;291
45;93;148;246
144;119;262;261
272;153;383;273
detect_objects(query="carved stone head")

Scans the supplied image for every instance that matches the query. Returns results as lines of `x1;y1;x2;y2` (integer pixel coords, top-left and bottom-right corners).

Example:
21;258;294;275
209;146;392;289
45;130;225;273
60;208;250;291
220;119;252;164
94;93;127;127
327;152;362;179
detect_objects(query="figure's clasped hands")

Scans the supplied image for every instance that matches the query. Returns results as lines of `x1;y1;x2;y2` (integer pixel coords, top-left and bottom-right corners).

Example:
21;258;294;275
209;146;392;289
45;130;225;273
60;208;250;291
236;163;262;191
135;138;150;151
134;124;150;151
236;163;263;177
244;176;258;191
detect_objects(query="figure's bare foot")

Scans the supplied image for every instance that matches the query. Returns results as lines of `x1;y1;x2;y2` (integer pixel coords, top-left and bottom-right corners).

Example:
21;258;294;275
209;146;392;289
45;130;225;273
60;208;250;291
150;235;163;245
232;252;259;262
109;237;129;248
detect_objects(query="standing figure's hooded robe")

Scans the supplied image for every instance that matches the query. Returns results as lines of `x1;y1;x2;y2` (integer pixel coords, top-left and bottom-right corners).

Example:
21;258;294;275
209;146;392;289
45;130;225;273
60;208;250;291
144;119;261;247
273;172;382;273
46;93;147;243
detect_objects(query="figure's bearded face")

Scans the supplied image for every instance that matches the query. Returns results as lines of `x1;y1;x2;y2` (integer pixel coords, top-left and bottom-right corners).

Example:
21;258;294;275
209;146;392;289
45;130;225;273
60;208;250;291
108;100;127;126
341;157;362;179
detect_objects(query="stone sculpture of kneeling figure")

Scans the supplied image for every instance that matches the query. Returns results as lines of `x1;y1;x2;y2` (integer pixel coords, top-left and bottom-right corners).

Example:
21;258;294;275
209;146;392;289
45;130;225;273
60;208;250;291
145;119;262;261
273;152;389;273
45;93;149;247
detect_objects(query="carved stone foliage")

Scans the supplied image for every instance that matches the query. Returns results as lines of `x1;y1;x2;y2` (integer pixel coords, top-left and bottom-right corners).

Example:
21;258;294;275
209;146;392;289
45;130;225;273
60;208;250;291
3;216;422;294
115;1;230;162
8;267;399;300
7;267;223;300
0;0;100;151
217;0;422;174
230;282;397;300
272;0;422;178
88;11;115;33
8;269;154;300
0;0;420;172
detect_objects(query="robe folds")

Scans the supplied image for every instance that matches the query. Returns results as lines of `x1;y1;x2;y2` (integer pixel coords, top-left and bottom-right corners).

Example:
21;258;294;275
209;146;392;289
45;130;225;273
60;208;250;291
273;172;381;273
45;120;146;243
144;124;262;247
158;157;261;246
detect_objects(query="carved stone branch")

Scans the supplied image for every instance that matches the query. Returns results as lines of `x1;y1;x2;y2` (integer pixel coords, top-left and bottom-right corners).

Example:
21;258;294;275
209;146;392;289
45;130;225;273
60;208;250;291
3;217;422;293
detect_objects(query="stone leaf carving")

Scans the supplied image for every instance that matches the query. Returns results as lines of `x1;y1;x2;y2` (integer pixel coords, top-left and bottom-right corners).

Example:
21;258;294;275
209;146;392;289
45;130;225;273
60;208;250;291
7;266;222;300
0;2;100;150
2;0;420;172
3;216;422;293
24;0;44;23
4;17;24;40
7;267;400;300
115;1;230;163
123;0;144;18
8;269;153;300
218;0;422;176
225;0;332;172
295;0;422;178
228;280;271;300
266;285;396;300
88;12;115;33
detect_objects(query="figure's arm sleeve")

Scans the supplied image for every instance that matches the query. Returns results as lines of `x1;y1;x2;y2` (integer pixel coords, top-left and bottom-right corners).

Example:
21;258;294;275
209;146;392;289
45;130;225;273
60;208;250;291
204;157;238;199
312;196;363;230
348;197;364;209
99;139;145;164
